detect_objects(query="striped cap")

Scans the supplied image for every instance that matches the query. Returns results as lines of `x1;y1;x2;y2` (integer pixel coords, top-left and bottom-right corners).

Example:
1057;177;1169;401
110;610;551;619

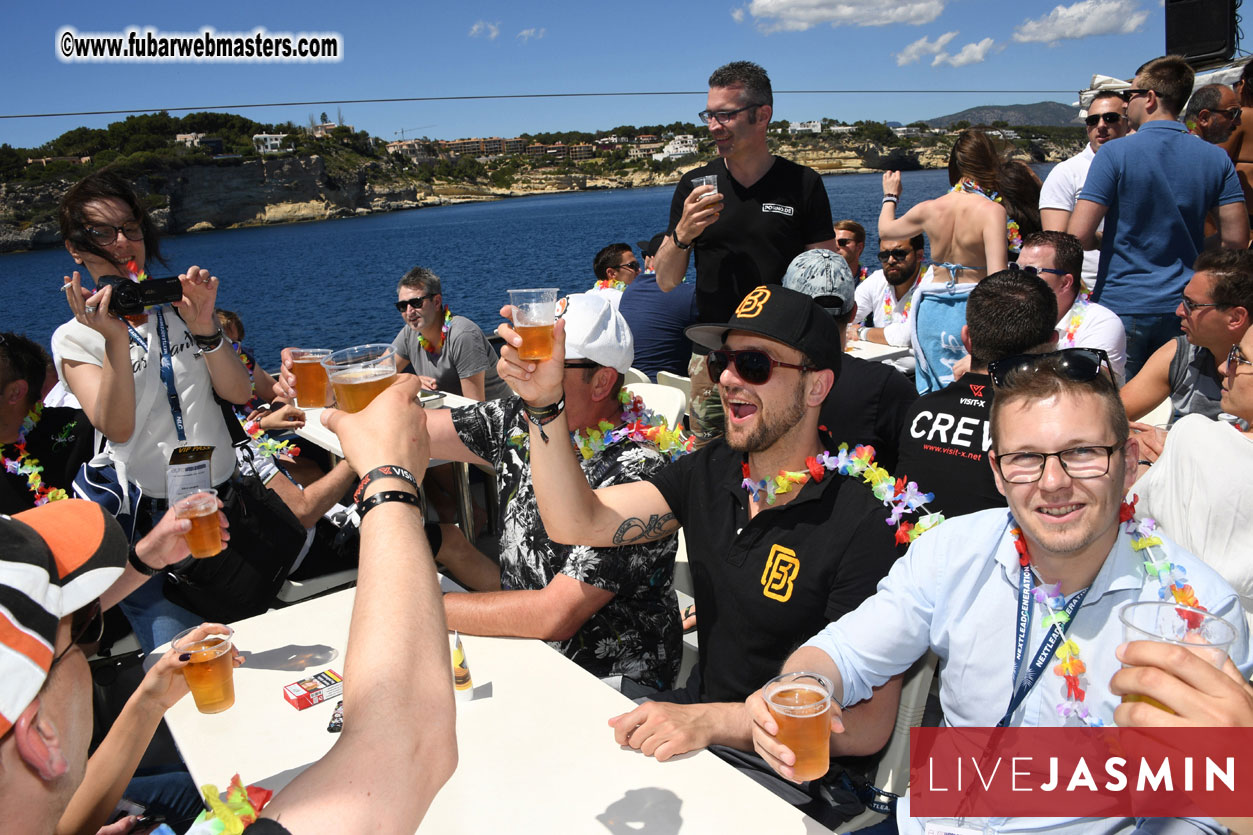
0;500;127;736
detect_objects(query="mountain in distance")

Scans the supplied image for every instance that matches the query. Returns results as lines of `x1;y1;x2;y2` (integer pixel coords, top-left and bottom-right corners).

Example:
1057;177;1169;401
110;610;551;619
925;101;1082;128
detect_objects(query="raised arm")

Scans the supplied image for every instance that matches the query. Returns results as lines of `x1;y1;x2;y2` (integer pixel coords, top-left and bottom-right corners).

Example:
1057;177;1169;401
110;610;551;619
60;275;137;443
494;314;678;547
878;171;931;241
656;182;721;291
260;376;456;831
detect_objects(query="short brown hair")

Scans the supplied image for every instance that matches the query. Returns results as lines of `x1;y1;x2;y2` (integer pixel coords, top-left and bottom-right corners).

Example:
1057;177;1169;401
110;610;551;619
1022;231;1084;283
1135;55;1195;116
990;355;1129;450
1194;247;1253;312
833;220;865;243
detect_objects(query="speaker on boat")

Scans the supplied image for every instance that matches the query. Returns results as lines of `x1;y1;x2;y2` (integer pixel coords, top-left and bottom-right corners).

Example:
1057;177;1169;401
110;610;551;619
1165;0;1237;66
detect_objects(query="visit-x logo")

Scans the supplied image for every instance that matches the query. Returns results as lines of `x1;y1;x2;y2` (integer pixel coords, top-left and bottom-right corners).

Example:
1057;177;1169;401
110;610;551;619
760;544;799;602
735;286;771;318
968;384;985;397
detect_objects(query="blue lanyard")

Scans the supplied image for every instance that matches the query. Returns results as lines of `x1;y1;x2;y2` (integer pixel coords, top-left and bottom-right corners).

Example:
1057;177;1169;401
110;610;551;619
997;562;1088;727
125;307;186;442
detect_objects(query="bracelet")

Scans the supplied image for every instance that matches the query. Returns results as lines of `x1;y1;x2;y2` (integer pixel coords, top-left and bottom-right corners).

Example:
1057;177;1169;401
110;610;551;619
358;489;422;520
194;329;225;351
354;464;420;503
202;338;226;354
127;544;156;576
523;395;565;443
1138;459;1152;467
882;195;899;204
671;229;692;251
858;326;868;341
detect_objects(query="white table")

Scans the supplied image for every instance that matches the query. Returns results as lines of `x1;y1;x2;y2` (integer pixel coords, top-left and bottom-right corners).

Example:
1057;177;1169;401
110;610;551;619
164;587;828;834
846;339;910;364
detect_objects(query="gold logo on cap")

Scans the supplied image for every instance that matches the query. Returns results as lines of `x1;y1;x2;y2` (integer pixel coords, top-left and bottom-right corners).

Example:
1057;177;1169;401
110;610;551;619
735;287;771;319
761;544;799;602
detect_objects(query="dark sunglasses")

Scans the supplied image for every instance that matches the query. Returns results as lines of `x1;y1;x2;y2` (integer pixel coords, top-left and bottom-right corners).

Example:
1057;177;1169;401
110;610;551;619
1084;112;1123;127
877;248;912;262
612;261;641;272
987;348;1115;389
52;599;104;667
836;237;860;248
1118;88;1151;102
1008;262;1067;278
395;295;435;312
707;349;813;385
1212;106;1242;121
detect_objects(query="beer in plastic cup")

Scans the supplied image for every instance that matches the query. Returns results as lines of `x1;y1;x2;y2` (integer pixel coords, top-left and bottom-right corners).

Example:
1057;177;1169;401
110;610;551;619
764;671;834;782
508;288;559;361
291;348;331;408
173;625;236;714
174;489;221;559
692;174;719;200
1118;601;1236;712
322;344;397;413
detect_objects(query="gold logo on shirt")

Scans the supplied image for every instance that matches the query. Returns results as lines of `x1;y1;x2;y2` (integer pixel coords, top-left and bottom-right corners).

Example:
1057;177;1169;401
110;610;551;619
735;287;772;319
761;544;799;602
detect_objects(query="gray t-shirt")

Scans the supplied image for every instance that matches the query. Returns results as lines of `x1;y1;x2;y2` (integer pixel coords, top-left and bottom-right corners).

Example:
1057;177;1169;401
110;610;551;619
1166;335;1223;421
391;314;508;400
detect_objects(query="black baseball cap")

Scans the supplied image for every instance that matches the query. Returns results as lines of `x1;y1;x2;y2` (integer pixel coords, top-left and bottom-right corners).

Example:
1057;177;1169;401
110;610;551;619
637;233;667;258
685;285;843;376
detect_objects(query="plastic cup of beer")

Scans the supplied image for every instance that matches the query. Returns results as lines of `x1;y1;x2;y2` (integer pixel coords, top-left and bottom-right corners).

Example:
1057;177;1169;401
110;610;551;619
764;671;834;782
692;173;719;200
172;625;236;714
1118;601;1236;712
507;288;559;361
174;489;222;559
290;348;331;408
322;344;397;413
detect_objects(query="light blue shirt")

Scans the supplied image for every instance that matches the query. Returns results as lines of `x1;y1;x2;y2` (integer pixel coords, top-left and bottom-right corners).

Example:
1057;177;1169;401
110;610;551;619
804;508;1251;835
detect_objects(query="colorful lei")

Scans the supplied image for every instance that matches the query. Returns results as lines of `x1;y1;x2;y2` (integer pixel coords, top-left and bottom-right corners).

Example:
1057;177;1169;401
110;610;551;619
950;179;1023;254
593;279;627;292
241;415;301;459
741;442;945;544
126;259;148;282
882;289;912;323
855;266;869;282
509;389;695;462
417;308;453;355
2;405;71;506
1011;497;1208;727
1057;283;1092;348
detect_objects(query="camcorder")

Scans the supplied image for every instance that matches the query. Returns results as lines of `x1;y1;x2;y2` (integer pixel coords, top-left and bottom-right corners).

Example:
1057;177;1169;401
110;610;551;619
98;274;183;316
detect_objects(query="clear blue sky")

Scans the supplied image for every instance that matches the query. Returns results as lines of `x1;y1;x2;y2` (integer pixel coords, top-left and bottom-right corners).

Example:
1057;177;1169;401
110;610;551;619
3;0;1181;149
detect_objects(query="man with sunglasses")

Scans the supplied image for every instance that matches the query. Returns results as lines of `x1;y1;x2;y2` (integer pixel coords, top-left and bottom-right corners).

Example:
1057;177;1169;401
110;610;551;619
750;348;1252;835
1184;83;1242;145
590;243;643;308
1070;56;1249;380
1040;90;1127;285
1121;247;1253;424
851;234;928;375
833;220;868;280
498;286;902;827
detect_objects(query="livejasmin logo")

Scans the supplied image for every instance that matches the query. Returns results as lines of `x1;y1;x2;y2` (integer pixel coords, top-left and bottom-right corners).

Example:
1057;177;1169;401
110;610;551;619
925;751;1234;794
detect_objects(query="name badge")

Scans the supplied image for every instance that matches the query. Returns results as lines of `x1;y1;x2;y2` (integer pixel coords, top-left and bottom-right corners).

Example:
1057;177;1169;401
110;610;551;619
167;445;214;503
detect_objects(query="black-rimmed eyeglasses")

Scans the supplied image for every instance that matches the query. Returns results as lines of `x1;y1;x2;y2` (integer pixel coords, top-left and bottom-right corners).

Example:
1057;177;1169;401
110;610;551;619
83;221;144;246
991;443;1126;484
698;105;760;125
1227;343;1253;369
51;599;104;667
987;347;1116;389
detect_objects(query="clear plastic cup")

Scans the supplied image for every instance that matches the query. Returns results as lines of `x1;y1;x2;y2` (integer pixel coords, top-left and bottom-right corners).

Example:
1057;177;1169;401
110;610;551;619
507;289;559;361
322;344;397;413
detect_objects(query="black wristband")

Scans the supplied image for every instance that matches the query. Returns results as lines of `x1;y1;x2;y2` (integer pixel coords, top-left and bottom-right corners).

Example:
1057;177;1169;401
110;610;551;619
354;464;420;503
358;489;422;520
194;329;225;351
523;396;565;443
671;229;692;250
127;545;156;576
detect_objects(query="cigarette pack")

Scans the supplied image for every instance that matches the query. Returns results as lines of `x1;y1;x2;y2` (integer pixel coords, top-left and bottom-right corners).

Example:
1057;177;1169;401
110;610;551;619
283;669;343;710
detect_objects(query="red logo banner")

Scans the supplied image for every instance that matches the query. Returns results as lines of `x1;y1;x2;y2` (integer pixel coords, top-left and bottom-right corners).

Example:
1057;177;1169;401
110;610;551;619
911;727;1253;818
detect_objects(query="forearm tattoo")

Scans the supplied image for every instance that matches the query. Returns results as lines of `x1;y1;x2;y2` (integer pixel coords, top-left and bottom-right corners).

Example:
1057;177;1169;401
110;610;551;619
612;513;679;544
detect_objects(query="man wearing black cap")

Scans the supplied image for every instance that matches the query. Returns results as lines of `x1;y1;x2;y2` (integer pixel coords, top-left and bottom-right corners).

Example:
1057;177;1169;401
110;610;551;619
497;285;902;827
619;233;699;379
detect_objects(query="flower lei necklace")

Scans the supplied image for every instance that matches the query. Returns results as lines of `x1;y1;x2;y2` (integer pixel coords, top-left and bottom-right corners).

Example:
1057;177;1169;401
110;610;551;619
1058;283;1093;349
417;308;453;355
594;279;627;292
741;442;945;544
241;415;302;460
882;289;912;323
1010;497;1207;727
509;390;695;462
3;405;70;506
950;179;1023;254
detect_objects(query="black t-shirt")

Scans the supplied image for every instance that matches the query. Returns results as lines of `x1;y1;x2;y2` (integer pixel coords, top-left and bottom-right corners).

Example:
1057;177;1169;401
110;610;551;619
895;373;1005;519
646;439;901;703
667;157;834;323
0;406;95;515
243;820;291;835
819;355;918;474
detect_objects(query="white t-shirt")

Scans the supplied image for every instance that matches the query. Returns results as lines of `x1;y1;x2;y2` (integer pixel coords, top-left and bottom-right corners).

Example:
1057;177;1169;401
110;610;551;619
52;307;236;497
1130;414;1253;632
1055;297;1128;384
1038;144;1101;284
853;266;928;375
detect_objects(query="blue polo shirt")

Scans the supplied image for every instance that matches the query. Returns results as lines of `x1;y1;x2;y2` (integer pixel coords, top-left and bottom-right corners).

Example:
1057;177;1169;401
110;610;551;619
618;274;699;379
1079;120;1243;315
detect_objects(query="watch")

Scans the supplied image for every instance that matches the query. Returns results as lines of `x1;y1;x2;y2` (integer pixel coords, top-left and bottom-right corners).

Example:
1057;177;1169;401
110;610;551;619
671;230;692;251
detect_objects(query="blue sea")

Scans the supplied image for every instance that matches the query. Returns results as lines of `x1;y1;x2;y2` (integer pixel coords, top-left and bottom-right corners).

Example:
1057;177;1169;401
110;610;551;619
1;165;1051;367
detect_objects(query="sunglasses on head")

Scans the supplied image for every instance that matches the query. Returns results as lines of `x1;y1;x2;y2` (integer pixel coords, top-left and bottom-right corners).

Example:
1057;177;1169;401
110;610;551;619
707;348;813;385
394;295;434;312
52;599;104;667
877;248;911;262
1085;112;1123;127
987;347;1116;389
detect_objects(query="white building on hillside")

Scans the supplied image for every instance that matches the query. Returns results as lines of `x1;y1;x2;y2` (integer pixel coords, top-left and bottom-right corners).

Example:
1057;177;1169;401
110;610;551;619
252;133;289;154
651;134;699;161
789;120;822;135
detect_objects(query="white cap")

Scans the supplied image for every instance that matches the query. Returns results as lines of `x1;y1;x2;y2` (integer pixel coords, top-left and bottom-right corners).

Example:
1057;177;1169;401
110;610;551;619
557;292;634;373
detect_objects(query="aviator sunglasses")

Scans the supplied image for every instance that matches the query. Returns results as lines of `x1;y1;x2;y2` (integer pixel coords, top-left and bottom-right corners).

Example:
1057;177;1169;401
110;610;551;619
707;349;813;385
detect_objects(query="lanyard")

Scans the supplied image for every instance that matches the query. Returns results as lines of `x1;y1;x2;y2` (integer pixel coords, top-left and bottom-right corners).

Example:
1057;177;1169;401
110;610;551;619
126;308;186;442
997;563;1088;727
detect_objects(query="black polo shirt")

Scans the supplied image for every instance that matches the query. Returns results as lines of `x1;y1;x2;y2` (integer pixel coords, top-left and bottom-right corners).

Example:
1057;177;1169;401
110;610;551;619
1;406;95;515
646;438;902;703
819;354;918;474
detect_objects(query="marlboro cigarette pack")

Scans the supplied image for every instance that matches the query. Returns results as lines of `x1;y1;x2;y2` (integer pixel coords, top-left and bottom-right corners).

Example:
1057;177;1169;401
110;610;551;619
283;669;343;710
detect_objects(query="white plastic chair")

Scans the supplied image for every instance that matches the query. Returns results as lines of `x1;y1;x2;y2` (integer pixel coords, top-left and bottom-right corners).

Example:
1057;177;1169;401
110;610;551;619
624;382;687;430
625;367;650;385
655;371;692;413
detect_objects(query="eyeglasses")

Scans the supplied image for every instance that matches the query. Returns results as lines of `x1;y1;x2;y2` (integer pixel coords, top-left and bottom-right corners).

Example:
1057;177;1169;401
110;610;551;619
1085;112;1124;127
992;443;1124;484
51;599;104;667
612;261;641;273
394;295;435;312
1180;294;1222;314
987;347;1116;389
1119;88;1151;102
835;238;860;248
698;104;760;125
1227;343;1253;369
877;248;912;262
1009;262;1068;278
83;221;144;246
707;349;813;385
